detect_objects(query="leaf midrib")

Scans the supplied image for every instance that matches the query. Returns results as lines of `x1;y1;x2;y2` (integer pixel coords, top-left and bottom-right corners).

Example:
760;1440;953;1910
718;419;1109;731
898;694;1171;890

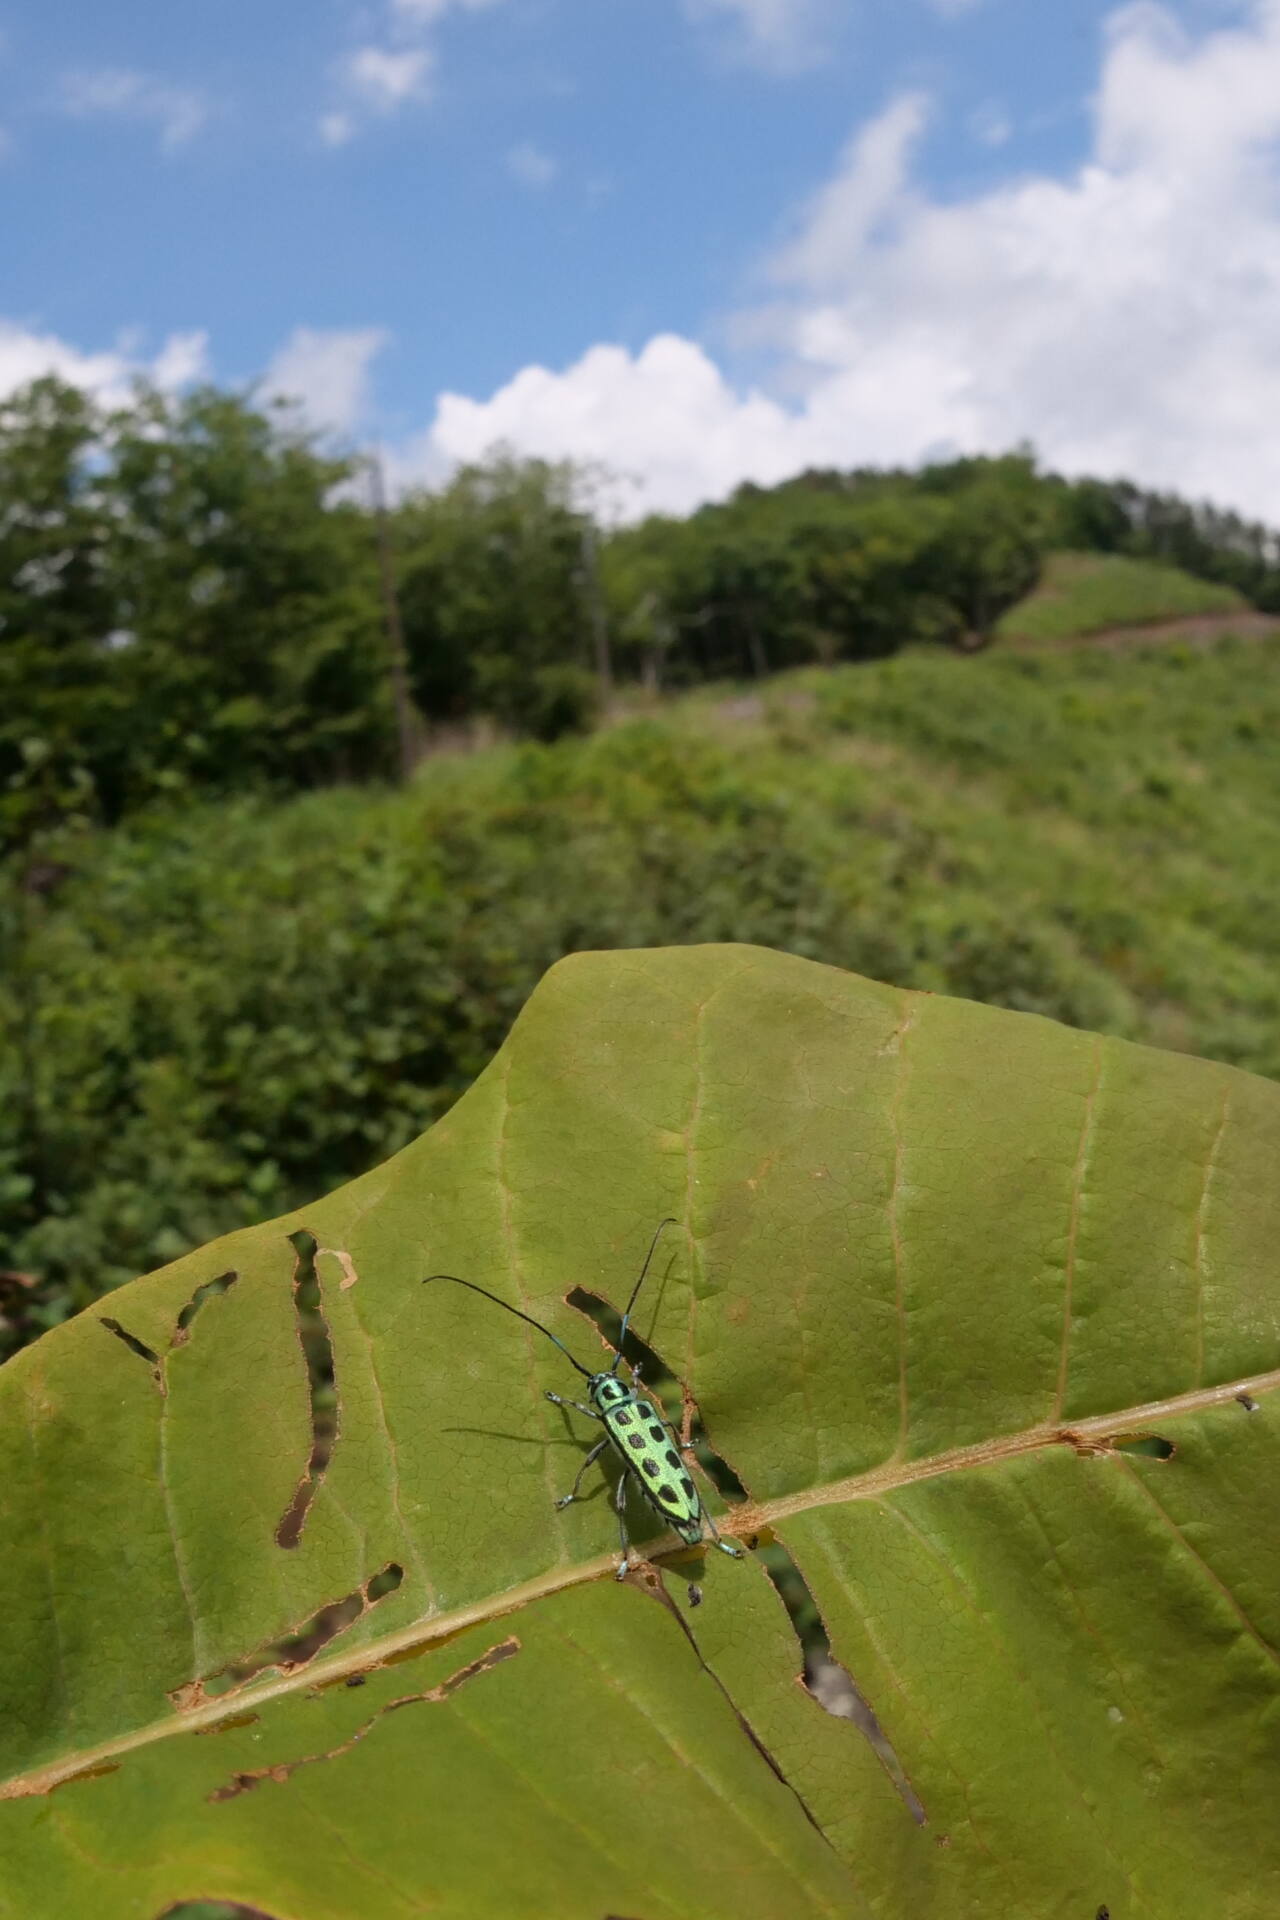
6;1362;1277;1800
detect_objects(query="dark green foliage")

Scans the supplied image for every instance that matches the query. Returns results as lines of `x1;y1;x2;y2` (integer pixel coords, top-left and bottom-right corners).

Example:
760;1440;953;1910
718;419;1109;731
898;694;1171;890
5;636;1280;1355
604;455;1049;682
103;387;397;802
0;379;120;845
394;454;598;738
0;378;398;846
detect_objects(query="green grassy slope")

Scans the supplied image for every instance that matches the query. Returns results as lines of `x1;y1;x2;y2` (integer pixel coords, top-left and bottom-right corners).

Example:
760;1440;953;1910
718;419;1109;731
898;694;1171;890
5;634;1280;1341
996;549;1249;642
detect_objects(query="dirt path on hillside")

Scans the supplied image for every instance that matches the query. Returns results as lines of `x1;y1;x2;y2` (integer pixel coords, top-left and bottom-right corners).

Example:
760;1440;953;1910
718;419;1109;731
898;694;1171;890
1017;610;1280;652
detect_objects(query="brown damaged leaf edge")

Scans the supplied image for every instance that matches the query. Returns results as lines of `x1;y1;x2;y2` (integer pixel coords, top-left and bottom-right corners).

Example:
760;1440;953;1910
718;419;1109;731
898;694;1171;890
3;1364;1277;1801
207;1637;521;1803
318;1246;360;1290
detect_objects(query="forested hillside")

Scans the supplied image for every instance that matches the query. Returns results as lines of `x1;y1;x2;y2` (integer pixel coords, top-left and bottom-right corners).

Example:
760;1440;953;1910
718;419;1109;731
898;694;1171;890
5;634;1280;1355
5;373;1280;851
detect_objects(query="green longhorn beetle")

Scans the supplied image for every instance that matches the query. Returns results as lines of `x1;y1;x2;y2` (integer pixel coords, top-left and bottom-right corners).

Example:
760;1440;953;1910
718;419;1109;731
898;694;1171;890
424;1219;744;1583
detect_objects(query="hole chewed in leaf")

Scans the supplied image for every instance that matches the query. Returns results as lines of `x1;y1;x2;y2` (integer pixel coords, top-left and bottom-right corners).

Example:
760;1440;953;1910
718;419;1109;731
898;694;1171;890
1060;1429;1176;1461
100;1272;237;1392
173;1272;237;1345
1111;1433;1176;1461
208;1637;519;1803
757;1533;928;1828
275;1230;337;1550
169;1564;404;1710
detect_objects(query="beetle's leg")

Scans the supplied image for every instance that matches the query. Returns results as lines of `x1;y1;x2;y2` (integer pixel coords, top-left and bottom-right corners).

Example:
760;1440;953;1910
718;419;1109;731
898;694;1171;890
629;1359;643;1387
544;1390;601;1420
701;1504;745;1561
554;1436;608;1510
614;1469;632;1579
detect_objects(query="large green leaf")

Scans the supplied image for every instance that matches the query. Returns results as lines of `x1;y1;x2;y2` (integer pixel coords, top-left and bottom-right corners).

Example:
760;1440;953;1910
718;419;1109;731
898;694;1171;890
1;944;1277;1918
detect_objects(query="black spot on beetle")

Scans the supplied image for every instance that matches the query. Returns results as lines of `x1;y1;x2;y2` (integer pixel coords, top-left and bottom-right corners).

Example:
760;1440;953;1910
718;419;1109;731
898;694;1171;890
614;1410;632;1426
664;1448;680;1468
658;1483;677;1502
647;1426;665;1442
680;1474;695;1496
628;1434;644;1449
643;1459;659;1478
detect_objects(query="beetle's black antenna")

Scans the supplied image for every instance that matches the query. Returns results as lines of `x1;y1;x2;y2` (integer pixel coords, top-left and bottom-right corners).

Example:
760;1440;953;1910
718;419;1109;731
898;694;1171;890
423;1274;593;1379
611;1217;679;1375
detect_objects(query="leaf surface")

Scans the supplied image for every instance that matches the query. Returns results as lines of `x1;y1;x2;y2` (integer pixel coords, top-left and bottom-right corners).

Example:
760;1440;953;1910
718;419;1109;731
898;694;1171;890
1;944;1277;1919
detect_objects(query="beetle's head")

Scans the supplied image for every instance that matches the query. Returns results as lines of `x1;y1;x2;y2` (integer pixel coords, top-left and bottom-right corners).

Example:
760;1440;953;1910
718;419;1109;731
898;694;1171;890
589;1372;629;1410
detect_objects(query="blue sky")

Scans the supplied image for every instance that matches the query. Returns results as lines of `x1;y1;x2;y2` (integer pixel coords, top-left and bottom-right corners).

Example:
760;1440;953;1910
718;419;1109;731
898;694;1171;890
3;0;1279;519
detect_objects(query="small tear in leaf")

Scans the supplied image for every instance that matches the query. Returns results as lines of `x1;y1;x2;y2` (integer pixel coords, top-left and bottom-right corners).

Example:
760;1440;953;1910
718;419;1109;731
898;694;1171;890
275;1230;337;1550
193;1713;260;1737
208;1637;519;1802
100;1317;161;1374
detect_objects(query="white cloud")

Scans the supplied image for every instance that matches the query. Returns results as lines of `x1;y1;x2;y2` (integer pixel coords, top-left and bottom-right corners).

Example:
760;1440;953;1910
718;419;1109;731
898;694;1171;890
344;45;434;111
770;93;928;288
402;335;825;517
58;68;209;151
400;1;1280;525
263;326;389;436
506;141;557;189
324;0;506;143
686;0;836;73
150;332;211;390
0;322;209;407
